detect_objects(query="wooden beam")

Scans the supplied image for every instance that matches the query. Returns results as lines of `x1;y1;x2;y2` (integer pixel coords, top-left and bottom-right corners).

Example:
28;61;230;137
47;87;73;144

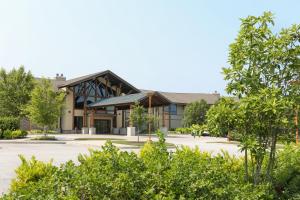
90;109;95;127
105;78;108;97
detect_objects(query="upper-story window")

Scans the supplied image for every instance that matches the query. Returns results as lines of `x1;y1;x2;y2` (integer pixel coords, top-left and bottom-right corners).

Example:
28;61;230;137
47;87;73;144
74;80;116;109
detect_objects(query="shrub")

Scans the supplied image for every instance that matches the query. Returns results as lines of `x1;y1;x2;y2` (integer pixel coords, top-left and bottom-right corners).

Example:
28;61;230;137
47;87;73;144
273;145;300;199
1;129;27;139
10;155;57;192
175;127;192;134
3;136;278;199
2;130;12;139
0;117;19;132
11;130;27;139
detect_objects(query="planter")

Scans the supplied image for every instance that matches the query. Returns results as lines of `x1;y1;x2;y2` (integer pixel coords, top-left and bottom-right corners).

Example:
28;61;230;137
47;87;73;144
89;127;96;135
82;127;89;134
127;127;136;136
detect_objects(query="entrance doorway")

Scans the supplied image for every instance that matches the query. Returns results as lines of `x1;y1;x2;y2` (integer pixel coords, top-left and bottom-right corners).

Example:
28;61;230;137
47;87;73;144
94;119;111;134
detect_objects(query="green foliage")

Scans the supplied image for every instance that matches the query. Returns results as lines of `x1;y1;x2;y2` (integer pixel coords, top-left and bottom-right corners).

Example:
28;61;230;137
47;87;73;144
224;11;300;99
10;130;27;139
206;97;238;137
3;138;282;200
129;102;147;132
26;78;65;131
0;117;19;132
0;66;35;117
183;100;209;127
10;155;56;192
221;11;299;185
273;145;300;199
190;124;208;137
175;127;192;134
1;129;27;139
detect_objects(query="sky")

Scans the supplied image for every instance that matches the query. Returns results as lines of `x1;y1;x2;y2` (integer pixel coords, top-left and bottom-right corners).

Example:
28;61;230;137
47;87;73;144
0;0;299;95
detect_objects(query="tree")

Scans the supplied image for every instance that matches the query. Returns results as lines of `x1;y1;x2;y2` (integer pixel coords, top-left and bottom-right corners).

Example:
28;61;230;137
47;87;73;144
206;97;238;139
223;12;300;184
0;66;35;117
182;100;209;127
237;88;292;184
129;102;147;142
26;78;65;132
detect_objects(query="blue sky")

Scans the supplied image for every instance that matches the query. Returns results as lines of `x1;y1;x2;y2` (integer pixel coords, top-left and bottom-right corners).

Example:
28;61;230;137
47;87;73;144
0;0;299;94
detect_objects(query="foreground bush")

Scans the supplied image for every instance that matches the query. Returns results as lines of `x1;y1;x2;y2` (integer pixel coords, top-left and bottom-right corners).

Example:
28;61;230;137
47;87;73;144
3;136;299;199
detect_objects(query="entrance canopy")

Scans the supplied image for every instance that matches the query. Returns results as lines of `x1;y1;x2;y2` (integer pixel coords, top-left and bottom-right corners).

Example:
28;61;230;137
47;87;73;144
88;91;171;109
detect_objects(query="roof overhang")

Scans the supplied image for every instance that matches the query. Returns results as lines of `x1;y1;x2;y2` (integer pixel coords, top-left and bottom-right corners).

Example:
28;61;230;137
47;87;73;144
88;91;171;109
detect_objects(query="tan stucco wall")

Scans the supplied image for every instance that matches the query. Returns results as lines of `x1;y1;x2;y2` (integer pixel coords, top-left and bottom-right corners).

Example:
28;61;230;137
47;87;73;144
61;89;74;131
116;110;123;128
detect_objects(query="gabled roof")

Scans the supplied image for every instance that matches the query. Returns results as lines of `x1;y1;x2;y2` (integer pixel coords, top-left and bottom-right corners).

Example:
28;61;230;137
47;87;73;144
58;70;140;94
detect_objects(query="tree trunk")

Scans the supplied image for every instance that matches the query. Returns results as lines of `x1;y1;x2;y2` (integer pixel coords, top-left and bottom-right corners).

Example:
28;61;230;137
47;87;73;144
244;148;249;181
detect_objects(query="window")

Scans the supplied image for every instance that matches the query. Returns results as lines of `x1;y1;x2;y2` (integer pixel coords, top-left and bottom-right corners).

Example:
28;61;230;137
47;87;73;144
169;104;177;115
74;116;83;130
73;80;116;109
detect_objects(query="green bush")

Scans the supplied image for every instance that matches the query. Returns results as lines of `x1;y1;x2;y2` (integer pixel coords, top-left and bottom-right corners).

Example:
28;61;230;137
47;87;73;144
3;136;278;199
2;130;12;139
1;129;27;139
11;130;27;138
175;127;192;134
0;117;19;132
273;145;300;199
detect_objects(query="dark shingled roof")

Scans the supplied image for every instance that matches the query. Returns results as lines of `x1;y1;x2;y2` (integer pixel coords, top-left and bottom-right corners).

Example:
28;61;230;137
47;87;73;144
88;93;147;107
160;92;220;104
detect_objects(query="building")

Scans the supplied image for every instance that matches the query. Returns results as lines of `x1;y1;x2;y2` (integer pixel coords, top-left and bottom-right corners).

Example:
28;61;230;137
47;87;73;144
55;70;220;134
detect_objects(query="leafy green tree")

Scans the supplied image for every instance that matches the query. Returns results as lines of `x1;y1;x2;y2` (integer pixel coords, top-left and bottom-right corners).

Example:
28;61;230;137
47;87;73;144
224;12;300;99
238;88;292;184
206;97;238;138
222;11;300;184
26;78;65;132
182;100;209;127
129;102;147;141
0;66;35;117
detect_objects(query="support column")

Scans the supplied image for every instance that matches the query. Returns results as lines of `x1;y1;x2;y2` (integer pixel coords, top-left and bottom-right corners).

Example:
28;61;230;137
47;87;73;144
162;106;165;127
90;109;95;127
148;93;153;140
83;82;87;127
89;109;96;135
129;104;133;127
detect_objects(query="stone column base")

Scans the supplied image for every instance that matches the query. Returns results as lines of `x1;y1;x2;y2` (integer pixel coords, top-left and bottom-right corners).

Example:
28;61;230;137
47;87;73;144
82;127;89;134
89;127;96;135
127;127;136;136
